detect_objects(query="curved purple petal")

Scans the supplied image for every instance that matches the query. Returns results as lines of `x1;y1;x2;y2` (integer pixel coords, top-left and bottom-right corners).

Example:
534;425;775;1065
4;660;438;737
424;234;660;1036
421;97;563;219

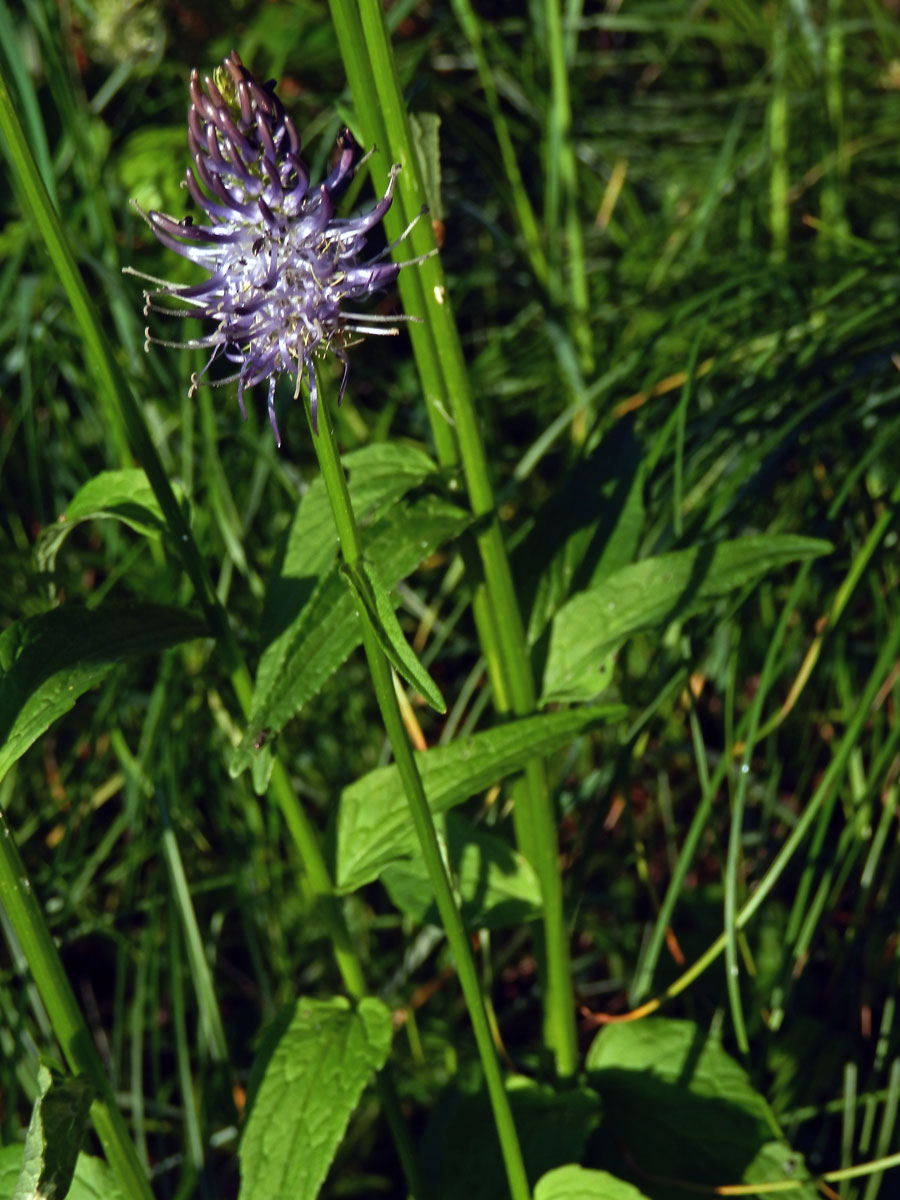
134;50;422;448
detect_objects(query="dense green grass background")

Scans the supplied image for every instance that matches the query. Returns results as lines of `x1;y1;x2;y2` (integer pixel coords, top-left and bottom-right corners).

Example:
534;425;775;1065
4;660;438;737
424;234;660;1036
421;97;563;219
3;0;900;1196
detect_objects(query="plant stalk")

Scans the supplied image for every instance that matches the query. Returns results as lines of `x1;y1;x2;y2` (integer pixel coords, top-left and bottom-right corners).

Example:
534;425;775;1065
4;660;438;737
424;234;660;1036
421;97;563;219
346;0;579;1078
327;0;512;716
543;0;593;373
307;367;530;1200
449;0;551;290
0;806;154;1200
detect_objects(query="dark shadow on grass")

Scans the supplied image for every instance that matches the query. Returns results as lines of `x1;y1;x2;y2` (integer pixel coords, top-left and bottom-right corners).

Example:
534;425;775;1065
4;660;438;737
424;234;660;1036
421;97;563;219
586;1023;785;1200
513;417;643;640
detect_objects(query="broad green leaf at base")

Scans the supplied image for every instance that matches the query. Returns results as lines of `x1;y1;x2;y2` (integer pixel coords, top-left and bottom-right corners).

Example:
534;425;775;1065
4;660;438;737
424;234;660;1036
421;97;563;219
535;1166;650;1200
238;996;392;1200
585;1017;816;1198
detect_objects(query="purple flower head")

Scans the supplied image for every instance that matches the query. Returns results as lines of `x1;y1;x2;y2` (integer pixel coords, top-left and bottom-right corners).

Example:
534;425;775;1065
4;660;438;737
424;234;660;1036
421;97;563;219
130;51;423;445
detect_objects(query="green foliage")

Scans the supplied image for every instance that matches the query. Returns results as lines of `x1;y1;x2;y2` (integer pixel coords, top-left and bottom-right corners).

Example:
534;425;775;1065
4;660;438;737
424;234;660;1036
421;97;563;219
340;557;447;713
13;1064;93;1200
0;1148;21;1200
34;469;181;575
519;421;646;642
534;1166;650;1200
0;603;207;781
232;490;470;789
332;706;624;892
239;997;392;1200
381;813;542;930
542;534;833;701
263;442;439;640
422;1078;603;1200
0;1146;126;1200
409;112;444;223
586;1018;817;1198
115;128;189;214
2;0;900;1196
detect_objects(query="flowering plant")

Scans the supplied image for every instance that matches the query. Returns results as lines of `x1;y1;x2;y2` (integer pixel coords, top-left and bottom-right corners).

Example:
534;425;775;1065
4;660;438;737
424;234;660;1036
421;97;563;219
134;51;415;443
0;11;855;1200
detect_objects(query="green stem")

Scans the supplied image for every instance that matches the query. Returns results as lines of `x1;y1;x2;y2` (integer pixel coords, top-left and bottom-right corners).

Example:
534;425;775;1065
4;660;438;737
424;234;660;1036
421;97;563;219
329;0;514;732
722;644;749;1055
645;610;900;1012
0;806;154;1200
0;60;422;1197
769;2;789;262
308;368;530;1200
449;0;550;290
328;0;514;790
543;0;593;373
350;0;578;1080
329;0;456;467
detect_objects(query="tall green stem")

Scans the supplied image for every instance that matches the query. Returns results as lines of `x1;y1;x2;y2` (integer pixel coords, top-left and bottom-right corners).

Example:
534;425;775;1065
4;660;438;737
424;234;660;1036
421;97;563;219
543;0;593;373
0;62;422;1198
449;0;551;290
308;367;530;1200
769;1;789;262
327;0;511;720
0;806;153;1200
341;0;578;1077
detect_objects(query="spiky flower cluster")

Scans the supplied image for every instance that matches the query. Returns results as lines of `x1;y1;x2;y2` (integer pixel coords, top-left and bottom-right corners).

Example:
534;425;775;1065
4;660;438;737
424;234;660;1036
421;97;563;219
133;51;417;444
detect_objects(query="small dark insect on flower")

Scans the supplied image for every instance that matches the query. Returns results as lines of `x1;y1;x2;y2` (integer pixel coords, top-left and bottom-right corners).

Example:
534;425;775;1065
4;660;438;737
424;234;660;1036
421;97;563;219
128;51;426;445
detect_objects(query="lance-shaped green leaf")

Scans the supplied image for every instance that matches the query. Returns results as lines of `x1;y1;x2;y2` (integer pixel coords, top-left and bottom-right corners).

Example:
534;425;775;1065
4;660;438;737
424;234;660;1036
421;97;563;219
543;535;832;702
0;603;208;783
239;997;392;1200
232;494;470;788
341;558;446;713
261;442;438;649
381;813;542;930
35;469;185;573
13;1063;94;1200
409;112;443;221
331;705;624;892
